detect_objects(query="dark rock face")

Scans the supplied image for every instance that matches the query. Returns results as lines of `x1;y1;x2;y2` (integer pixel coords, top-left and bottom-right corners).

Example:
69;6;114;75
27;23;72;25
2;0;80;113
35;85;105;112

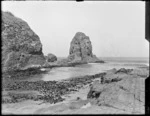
2;11;46;72
68;32;101;63
46;53;57;62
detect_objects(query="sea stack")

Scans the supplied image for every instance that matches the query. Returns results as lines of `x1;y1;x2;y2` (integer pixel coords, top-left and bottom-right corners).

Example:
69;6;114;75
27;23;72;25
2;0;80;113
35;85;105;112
68;32;101;63
2;11;46;72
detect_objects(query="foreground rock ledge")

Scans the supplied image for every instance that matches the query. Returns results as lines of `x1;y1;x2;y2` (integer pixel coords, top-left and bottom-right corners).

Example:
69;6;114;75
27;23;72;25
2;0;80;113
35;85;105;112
2;11;46;72
87;68;148;114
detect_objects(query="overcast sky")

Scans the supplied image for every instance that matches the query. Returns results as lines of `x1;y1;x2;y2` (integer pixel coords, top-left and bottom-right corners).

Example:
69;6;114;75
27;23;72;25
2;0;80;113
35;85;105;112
2;1;149;57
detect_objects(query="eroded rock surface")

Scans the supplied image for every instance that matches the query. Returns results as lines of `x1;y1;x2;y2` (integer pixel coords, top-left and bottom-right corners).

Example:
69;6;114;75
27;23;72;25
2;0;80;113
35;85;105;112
87;68;146;114
2;11;46;72
68;32;103;63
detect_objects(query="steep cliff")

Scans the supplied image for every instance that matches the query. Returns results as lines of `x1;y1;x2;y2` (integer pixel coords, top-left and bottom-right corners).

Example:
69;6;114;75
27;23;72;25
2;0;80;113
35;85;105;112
2;11;46;72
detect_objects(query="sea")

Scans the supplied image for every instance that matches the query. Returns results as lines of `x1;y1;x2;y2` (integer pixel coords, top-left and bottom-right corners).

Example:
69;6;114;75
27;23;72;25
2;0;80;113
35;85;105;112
28;57;149;82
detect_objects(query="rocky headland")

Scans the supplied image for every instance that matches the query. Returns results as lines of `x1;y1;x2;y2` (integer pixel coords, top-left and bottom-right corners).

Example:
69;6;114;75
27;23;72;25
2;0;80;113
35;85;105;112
1;11;81;79
2;11;104;76
2;12;46;72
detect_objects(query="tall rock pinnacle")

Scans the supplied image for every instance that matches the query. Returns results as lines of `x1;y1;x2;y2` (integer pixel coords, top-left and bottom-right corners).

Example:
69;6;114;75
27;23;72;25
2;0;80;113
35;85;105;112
68;32;100;63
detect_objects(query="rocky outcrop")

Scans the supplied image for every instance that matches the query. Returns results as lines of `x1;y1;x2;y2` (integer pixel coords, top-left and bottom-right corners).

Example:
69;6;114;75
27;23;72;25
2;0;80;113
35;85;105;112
2;11;46;72
46;53;57;62
68;32;103;63
87;68;146;114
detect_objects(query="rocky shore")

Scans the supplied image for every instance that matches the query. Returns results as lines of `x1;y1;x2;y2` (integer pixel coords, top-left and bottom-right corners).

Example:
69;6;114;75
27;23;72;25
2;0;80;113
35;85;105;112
2;12;104;73
2;70;106;104
2;67;148;114
2;11;149;115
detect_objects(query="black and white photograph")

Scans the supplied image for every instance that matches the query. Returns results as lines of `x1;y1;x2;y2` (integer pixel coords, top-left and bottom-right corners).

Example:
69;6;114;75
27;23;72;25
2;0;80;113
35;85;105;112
1;0;149;114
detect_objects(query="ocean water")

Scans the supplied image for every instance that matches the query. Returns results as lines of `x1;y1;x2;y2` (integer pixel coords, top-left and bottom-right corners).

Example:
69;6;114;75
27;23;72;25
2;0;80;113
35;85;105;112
37;57;149;81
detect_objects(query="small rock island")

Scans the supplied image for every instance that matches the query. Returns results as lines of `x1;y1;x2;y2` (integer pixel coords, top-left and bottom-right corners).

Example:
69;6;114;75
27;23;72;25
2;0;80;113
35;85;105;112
68;32;103;63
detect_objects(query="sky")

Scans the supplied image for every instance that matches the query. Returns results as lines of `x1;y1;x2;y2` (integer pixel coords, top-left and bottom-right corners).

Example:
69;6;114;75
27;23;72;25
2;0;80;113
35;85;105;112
2;1;149;57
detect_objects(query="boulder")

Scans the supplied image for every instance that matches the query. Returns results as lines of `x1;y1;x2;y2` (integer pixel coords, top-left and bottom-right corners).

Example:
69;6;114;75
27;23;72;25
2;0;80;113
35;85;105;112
2;11;46;72
68;32;103;63
46;53;57;62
